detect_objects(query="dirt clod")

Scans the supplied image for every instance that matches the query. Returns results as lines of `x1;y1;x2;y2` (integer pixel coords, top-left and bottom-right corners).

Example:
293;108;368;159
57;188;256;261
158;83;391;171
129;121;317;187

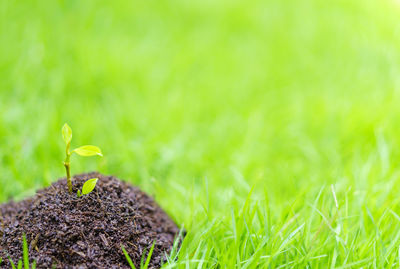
0;172;181;268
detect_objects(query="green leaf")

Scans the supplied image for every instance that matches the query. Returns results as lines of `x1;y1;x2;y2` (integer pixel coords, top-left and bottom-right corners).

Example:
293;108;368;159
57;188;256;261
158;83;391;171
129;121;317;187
73;145;103;157
62;123;72;145
77;189;81;198
82;178;98;195
121;245;136;269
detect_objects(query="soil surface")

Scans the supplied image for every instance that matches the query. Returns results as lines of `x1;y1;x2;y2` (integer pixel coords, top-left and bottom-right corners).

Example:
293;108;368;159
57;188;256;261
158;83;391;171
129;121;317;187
0;172;181;268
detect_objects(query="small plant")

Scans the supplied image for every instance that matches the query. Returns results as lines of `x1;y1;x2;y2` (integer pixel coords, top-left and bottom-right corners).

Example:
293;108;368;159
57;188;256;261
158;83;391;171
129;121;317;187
62;123;103;194
7;234;36;269
121;245;136;269
77;178;98;197
121;242;155;269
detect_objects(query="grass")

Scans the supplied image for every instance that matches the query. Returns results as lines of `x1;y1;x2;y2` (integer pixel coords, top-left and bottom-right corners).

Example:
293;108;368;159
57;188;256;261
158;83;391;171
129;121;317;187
7;234;36;269
1;0;400;267
121;242;156;269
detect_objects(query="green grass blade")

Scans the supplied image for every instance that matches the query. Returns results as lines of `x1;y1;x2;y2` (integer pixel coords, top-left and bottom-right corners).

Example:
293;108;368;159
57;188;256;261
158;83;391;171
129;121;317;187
143;242;155;269
140;249;145;268
121;245;136;269
23;234;29;269
8;257;17;269
168;226;185;261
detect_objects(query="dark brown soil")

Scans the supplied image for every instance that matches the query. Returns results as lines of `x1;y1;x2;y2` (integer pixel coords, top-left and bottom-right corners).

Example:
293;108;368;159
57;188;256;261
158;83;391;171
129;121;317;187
0;172;182;268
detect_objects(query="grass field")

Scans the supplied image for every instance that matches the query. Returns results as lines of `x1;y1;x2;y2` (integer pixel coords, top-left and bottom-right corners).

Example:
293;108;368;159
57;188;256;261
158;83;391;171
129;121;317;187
1;0;400;267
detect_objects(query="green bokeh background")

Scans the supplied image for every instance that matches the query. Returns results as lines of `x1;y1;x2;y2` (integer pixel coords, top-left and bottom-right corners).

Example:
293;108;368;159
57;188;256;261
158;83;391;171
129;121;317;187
2;0;400;267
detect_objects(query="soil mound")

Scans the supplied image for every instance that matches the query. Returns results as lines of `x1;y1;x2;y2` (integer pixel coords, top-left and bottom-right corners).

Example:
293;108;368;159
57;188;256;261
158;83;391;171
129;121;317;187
0;172;181;268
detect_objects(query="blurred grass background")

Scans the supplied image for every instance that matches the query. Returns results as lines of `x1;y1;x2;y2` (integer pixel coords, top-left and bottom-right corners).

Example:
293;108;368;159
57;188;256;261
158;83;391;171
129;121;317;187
2;0;400;267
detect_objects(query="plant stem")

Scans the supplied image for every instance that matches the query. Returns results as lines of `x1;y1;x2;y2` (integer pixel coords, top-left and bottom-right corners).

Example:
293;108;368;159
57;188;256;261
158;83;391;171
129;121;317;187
64;160;71;193
64;143;72;193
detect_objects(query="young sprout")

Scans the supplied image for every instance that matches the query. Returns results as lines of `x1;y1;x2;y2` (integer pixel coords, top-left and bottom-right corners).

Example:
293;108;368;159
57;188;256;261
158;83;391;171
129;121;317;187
62;123;103;194
7;234;36;269
77;178;98;197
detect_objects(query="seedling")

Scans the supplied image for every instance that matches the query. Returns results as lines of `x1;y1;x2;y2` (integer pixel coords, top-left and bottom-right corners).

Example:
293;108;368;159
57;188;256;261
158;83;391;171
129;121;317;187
121;246;136;269
77;178;98;197
121;242;155;269
62;123;103;194
7;234;36;269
